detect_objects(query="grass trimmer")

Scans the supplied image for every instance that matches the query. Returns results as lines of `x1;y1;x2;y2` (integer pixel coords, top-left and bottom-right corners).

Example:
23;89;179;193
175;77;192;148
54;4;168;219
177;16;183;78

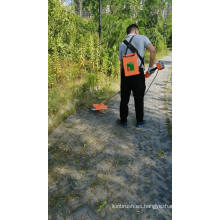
90;61;165;111
145;60;165;95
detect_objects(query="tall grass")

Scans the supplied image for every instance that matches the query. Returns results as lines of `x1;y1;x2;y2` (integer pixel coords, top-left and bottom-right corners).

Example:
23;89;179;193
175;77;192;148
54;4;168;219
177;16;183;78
48;47;120;132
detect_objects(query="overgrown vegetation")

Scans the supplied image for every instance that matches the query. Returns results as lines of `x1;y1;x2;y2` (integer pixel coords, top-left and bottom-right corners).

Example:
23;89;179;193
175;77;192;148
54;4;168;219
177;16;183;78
48;0;172;131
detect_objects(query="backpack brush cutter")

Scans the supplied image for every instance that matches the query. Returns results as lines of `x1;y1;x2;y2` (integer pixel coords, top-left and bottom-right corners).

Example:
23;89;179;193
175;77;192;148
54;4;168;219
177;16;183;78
90;60;165;111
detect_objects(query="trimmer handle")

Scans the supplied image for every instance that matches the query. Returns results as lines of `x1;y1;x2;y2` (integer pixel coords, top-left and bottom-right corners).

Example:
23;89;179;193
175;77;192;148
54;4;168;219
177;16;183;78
145;61;165;78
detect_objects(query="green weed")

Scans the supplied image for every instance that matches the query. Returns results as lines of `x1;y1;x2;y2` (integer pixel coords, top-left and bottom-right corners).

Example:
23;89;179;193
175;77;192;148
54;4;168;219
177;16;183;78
96;200;107;212
156;150;164;157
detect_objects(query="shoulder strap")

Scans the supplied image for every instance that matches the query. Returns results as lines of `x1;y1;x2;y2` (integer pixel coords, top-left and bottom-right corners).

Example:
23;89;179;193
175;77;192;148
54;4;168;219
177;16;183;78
125;36;135;55
123;36;144;67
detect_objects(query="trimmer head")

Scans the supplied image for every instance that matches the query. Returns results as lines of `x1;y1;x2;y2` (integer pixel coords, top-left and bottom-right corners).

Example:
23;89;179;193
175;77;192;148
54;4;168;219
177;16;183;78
90;91;120;112
90;103;108;111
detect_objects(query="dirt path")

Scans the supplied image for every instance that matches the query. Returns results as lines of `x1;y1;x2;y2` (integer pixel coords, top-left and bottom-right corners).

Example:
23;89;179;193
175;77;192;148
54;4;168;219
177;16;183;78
49;53;172;220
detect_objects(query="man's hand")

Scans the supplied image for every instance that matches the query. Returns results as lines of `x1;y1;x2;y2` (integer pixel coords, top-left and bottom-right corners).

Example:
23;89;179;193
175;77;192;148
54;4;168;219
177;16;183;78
145;64;156;78
147;64;156;75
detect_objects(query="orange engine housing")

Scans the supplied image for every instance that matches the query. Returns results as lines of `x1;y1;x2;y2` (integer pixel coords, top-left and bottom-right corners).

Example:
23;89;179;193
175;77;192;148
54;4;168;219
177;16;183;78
156;62;163;70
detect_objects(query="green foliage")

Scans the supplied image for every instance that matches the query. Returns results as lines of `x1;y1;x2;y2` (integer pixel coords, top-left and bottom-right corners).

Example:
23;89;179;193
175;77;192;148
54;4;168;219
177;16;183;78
145;27;165;51
165;12;172;48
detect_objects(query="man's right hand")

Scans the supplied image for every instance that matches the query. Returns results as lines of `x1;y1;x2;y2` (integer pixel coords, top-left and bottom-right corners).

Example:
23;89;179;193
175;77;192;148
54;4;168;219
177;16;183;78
145;64;156;78
147;64;156;75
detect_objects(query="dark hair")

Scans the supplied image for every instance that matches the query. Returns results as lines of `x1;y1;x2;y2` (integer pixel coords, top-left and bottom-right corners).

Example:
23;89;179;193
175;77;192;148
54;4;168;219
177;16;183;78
126;24;139;35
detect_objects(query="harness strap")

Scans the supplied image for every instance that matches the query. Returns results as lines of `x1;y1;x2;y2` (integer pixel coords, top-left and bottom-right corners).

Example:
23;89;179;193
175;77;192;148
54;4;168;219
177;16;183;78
123;36;145;67
125;36;135;55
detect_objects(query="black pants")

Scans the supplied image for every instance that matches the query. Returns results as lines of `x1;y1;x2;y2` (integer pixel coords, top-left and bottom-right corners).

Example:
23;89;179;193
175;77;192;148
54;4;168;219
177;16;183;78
120;68;146;123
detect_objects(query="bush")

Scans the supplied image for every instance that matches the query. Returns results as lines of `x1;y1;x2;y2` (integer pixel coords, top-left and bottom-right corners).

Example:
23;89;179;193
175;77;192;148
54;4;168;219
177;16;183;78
145;27;166;51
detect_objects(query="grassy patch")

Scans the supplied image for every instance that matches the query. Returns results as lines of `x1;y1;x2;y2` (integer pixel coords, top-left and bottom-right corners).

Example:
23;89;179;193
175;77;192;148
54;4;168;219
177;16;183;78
48;59;120;132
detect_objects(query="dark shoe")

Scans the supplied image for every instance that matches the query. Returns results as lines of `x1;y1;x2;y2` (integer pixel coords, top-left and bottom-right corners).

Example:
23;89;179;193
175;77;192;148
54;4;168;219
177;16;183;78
136;120;146;128
116;119;127;128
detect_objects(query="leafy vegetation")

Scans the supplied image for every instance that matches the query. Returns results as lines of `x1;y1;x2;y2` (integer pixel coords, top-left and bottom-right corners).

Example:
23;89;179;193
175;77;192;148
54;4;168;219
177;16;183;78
48;0;172;131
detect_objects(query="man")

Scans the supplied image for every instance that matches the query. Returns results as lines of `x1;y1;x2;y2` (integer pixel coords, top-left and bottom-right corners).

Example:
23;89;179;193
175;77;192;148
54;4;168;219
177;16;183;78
118;24;156;128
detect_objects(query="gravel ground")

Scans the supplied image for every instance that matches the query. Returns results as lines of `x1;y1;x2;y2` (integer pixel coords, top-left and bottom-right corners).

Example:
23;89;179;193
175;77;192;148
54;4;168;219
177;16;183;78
49;53;172;220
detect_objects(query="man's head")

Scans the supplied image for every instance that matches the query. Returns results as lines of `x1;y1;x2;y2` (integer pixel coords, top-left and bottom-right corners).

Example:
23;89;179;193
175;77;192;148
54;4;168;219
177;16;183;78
126;24;139;35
